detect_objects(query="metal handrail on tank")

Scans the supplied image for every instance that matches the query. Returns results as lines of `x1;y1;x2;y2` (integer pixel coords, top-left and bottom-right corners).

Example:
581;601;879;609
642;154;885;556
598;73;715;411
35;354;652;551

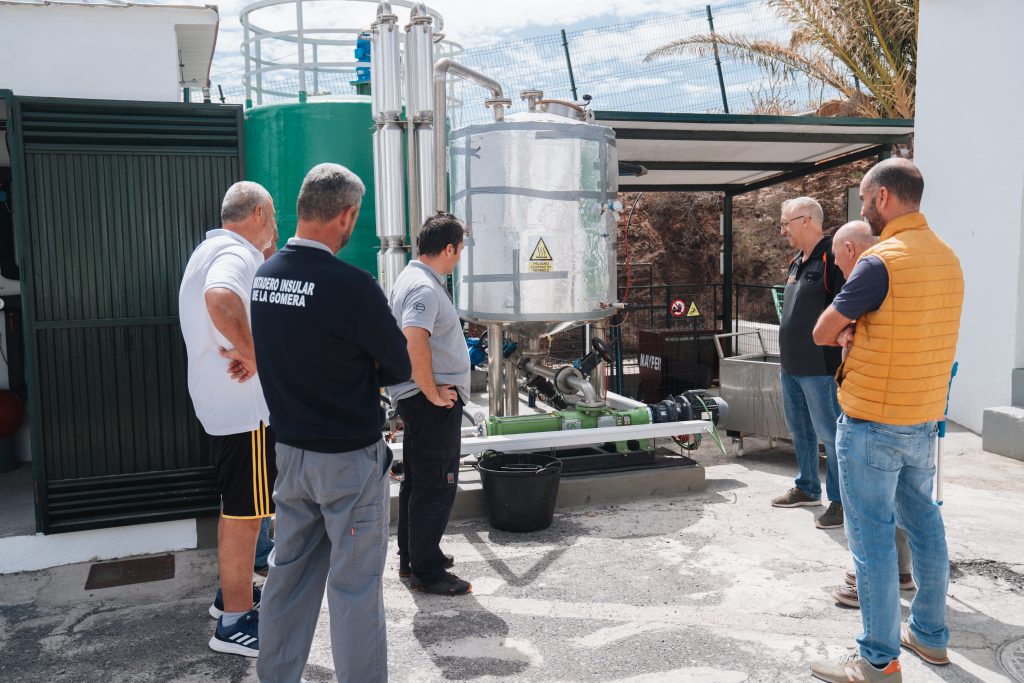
238;0;461;106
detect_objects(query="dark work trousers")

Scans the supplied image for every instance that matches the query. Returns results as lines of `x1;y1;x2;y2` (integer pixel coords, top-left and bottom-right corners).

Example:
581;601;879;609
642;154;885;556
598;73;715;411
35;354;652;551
396;392;463;584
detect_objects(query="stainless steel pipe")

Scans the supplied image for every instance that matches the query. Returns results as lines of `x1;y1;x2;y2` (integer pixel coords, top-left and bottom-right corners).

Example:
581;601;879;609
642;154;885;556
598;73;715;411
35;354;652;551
375;4;401;120
502;358;519;417
590;318;609;401
432;59;505;212
487;323;504;417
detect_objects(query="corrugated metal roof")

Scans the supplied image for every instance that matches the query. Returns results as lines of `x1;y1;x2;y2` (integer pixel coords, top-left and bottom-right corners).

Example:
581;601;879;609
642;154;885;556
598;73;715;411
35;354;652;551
594;111;913;193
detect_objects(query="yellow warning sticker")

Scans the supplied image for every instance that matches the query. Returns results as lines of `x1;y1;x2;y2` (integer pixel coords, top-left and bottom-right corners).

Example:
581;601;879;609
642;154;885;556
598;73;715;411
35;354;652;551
528;261;553;272
686;301;700;317
529;238;553;262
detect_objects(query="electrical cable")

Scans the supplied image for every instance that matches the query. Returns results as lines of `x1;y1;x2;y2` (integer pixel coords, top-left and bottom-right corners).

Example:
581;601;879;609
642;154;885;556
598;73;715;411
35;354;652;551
695;394;726;455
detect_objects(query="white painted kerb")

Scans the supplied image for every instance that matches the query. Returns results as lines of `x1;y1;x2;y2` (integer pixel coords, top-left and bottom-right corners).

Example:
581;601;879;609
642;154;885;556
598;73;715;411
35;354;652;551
0;519;197;574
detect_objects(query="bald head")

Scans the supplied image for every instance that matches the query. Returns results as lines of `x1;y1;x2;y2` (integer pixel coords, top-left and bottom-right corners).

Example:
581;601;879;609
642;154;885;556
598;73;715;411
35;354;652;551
859;157;924;234
862;158;923;205
832;220;877;278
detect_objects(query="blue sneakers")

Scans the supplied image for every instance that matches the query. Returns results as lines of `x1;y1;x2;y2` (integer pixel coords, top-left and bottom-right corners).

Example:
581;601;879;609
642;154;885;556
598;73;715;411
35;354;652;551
208;609;260;657
208;583;262;619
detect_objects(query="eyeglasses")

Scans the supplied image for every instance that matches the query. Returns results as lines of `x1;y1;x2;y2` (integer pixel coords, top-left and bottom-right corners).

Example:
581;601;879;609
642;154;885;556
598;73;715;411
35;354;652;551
780;215;809;230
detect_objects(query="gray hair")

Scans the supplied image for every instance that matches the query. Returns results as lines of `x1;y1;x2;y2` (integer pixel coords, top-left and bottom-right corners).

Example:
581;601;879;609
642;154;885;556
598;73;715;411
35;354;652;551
221;181;272;225
833;220;876;251
781;196;824;226
296;163;365;223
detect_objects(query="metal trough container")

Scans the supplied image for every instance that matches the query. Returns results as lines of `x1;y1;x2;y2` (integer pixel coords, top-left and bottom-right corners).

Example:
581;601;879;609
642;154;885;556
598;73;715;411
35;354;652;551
714;332;789;442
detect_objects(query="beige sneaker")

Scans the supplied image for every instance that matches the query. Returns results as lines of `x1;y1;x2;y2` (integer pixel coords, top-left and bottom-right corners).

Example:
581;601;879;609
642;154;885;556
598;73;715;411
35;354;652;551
811;653;902;682
844;570;916;590
900;623;950;665
771;487;822;508
833;584;860;608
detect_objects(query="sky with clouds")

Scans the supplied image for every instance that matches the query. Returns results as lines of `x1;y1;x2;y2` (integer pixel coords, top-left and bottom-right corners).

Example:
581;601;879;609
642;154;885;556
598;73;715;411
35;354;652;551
197;0;718;80
147;0;818;114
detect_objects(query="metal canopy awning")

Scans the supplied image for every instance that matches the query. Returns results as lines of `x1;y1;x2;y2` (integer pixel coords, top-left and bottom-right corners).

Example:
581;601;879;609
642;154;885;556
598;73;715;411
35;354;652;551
590;110;914;335
593;111;913;195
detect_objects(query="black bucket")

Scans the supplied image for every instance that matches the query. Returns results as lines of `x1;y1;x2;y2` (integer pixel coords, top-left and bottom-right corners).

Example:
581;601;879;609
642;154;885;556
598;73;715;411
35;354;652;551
475;451;562;532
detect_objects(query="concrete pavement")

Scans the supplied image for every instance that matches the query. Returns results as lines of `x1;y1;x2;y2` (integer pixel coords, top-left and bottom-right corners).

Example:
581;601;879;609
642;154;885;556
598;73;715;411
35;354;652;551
1;425;1022;682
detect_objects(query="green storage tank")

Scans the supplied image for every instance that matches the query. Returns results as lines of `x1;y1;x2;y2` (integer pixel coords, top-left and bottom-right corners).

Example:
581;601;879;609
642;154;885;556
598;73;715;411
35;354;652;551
245;97;378;276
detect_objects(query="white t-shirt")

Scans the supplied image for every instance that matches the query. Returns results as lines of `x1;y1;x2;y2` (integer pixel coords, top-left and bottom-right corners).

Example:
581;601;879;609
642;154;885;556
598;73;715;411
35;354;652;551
179;229;270;436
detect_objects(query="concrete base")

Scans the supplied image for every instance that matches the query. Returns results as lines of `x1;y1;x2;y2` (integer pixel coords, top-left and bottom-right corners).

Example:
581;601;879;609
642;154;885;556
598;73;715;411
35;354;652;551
388;462;706;526
1013;367;1024;406
982;405;1024;461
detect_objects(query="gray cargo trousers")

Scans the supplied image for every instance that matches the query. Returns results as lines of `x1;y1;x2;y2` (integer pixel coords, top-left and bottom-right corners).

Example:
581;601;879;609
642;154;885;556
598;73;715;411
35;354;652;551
256;439;391;683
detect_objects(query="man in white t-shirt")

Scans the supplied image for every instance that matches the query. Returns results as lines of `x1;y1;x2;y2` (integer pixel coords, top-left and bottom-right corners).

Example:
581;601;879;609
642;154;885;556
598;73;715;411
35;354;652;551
179;181;278;658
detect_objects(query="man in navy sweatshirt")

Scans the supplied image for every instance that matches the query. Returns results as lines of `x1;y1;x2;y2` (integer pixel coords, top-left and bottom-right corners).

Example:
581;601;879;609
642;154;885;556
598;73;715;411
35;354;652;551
252;163;410;683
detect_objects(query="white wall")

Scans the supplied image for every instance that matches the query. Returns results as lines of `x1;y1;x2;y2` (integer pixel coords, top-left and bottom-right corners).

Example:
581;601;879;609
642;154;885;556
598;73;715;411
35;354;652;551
915;0;1024;431
0;3;215;102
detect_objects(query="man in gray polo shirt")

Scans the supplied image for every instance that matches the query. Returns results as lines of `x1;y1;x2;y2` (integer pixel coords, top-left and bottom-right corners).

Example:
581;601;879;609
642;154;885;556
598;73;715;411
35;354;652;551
388;211;472;596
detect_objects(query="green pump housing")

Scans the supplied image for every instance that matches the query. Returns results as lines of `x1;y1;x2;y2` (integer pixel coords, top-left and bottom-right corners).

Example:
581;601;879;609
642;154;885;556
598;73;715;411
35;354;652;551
486;405;654;453
244;98;378;275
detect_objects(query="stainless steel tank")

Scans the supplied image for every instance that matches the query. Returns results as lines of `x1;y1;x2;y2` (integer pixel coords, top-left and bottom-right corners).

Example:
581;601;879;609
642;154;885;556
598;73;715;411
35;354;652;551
449;111;618;337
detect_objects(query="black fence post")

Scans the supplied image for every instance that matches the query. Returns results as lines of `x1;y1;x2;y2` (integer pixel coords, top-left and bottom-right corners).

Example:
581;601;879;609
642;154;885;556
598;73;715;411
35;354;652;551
561;29;579;101
706;5;730;114
722;193;734;336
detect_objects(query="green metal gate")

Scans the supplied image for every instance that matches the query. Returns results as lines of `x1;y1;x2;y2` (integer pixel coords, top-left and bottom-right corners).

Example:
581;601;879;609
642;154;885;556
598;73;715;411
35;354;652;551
3;93;244;533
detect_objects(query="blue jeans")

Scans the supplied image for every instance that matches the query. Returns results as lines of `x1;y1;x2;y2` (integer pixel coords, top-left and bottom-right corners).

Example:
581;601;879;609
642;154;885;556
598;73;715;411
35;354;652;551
780;372;841;502
836;414;948;666
254;516;273;570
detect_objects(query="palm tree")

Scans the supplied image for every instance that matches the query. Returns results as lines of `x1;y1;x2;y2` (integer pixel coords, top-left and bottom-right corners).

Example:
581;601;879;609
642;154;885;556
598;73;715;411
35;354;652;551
644;0;918;119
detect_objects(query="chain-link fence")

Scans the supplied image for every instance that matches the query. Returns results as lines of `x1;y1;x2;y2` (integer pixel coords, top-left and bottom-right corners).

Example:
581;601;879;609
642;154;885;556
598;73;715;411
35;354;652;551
213;0;844;117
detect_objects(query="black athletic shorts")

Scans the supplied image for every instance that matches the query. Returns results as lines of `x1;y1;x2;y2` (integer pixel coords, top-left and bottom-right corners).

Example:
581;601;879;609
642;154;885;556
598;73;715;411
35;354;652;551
210;422;277;518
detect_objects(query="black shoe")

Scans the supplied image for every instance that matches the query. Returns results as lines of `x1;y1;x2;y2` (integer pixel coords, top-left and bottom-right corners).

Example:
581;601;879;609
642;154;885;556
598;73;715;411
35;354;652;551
410;570;472;596
399;553;454;578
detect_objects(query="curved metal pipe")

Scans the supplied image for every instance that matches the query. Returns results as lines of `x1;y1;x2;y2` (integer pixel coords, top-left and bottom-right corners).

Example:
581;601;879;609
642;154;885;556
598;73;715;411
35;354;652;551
432;58;505;212
522;359;601;406
563;373;601;405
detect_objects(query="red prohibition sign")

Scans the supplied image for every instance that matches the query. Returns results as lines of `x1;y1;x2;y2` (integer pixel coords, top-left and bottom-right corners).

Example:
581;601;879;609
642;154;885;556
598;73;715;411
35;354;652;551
670;299;686;318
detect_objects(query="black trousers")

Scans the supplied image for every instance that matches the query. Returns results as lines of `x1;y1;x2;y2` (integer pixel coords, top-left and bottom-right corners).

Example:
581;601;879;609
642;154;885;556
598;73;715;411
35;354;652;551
396;392;463;582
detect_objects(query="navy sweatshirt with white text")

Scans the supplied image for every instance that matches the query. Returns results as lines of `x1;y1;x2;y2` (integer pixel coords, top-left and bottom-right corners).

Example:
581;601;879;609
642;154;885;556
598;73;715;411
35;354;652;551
250;244;411;453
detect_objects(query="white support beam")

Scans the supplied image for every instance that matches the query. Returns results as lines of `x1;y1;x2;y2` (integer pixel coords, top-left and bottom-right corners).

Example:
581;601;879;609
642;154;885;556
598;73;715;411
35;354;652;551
388;420;713;461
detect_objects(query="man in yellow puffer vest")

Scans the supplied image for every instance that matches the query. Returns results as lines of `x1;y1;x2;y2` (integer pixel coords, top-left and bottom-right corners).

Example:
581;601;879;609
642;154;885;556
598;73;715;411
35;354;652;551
808;158;963;683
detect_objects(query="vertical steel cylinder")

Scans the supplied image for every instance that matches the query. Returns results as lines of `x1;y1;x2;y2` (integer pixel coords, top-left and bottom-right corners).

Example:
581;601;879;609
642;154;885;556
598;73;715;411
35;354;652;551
488;323;504;417
406;16;435;119
590;318;609;400
372;129;384;237
376;13;401;119
380;244;408;299
369;23;381;118
503;358;519;416
415;125;436;219
376;122;406;240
